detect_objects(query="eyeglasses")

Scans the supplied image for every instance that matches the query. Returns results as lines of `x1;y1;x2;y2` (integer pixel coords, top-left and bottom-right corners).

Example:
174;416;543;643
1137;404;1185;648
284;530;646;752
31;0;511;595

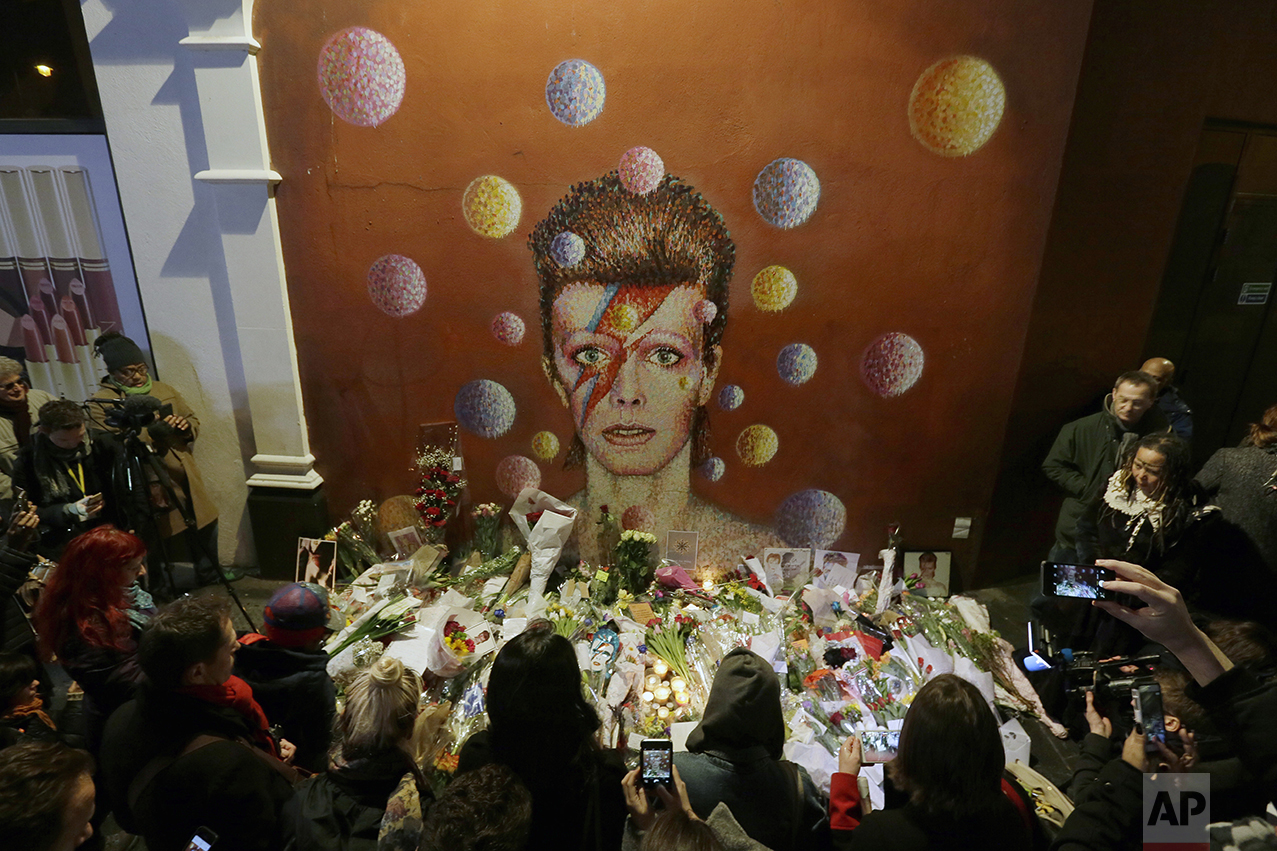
0;379;24;392
113;364;148;380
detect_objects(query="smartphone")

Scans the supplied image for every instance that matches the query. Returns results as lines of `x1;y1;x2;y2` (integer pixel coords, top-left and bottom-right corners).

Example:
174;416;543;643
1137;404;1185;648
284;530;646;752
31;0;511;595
1041;562;1114;601
860;730;901;763
640;739;673;788
1023;622;1052;672
184;827;217;851
1132;683;1166;753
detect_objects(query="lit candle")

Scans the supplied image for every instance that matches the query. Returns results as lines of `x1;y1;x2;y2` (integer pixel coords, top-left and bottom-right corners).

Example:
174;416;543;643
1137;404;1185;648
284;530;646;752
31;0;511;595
670;677;687;692
675;692;690;705
657;706;670;719
642;691;654;703
654;687;671;701
646;675;659;688
703;579;714;590
653;660;669;677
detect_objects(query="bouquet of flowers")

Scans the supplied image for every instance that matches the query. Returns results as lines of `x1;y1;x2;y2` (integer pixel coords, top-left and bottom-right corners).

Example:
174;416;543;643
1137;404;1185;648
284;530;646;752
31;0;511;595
414;447;466;542
442;618;476;656
471;503;503;560
645;611;695;682
615;530;657;596
327;499;383;582
326;594;421;657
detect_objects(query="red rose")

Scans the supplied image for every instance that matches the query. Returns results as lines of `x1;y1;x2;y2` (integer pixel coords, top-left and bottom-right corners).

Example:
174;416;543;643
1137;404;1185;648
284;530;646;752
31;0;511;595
465;639;475;651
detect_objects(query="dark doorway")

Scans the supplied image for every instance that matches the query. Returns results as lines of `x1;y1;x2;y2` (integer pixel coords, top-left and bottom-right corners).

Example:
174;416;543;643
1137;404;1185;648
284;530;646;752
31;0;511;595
1145;124;1277;460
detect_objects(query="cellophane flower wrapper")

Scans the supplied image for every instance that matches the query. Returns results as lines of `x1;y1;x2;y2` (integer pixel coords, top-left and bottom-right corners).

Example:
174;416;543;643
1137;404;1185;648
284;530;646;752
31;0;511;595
425;607;496;678
508;488;576;618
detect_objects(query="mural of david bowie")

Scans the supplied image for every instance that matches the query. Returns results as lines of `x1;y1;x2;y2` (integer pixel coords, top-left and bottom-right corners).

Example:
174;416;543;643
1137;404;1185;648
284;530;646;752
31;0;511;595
530;173;783;571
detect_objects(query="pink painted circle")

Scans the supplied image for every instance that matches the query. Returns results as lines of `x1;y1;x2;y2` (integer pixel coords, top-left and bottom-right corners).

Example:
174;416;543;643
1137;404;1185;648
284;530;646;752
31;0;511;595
618;147;664;195
317;27;406;128
495;455;541;497
621;505;656;533
366;254;426;317
491;312;526;346
861;332;925;397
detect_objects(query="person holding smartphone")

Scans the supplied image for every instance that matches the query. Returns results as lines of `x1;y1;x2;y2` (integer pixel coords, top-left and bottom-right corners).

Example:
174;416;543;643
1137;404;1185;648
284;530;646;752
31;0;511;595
829;675;1032;851
621;762;769;851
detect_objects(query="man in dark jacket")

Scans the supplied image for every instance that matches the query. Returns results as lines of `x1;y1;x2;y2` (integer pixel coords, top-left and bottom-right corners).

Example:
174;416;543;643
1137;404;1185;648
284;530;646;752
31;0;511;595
1042;371;1169;563
674;647;830;851
1141;357;1193;441
234;582;338;773
100;594;297;851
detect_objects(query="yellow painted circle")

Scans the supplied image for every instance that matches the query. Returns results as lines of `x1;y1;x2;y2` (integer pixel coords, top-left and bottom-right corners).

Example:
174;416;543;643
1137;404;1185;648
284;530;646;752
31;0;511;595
463;175;522;238
736;424;779;466
908;56;1006;157
531;430;560;461
751;265;797;312
609;303;639;332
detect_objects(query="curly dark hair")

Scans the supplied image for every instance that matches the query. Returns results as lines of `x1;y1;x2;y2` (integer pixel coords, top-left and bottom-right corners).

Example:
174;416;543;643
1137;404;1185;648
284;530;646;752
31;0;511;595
420;763;532;851
1110;433;1202;555
529;173;733;469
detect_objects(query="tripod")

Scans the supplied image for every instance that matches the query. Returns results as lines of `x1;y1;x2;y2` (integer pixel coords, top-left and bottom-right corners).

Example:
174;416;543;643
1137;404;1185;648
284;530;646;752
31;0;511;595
110;425;257;631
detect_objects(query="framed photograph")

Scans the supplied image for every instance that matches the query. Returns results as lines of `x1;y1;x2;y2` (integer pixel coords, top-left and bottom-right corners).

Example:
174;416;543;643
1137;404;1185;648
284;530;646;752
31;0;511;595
296;536;338;591
904;550;951;597
762;547;811;594
387;526;425;558
812;549;860;589
0;135;149;402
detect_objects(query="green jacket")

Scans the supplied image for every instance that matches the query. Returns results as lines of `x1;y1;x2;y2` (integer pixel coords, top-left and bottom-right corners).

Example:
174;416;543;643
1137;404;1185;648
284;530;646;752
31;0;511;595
1042;400;1169;553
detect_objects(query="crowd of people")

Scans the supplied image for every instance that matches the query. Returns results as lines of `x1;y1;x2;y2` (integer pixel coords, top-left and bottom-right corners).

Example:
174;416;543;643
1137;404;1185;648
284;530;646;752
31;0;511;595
0;345;1273;851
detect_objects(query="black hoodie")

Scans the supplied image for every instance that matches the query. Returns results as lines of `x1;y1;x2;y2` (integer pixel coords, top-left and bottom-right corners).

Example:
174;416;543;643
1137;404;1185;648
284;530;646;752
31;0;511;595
675;648;832;851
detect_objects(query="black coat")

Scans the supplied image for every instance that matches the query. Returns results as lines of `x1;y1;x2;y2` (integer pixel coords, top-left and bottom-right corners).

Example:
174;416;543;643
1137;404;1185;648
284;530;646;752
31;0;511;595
100;687;297;851
0;543;37;654
12;430;125;556
234;634;337;773
457;730;627;851
280;749;423;851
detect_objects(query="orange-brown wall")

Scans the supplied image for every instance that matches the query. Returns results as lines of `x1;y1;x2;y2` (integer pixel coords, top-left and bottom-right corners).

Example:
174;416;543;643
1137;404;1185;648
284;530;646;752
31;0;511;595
983;0;1277;584
254;1;1094;588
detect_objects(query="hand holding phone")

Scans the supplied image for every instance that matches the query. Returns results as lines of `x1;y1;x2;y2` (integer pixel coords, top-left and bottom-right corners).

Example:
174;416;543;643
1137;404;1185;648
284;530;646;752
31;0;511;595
640;739;673;789
1132;683;1167;753
184;827;217;851
1041;562;1114;601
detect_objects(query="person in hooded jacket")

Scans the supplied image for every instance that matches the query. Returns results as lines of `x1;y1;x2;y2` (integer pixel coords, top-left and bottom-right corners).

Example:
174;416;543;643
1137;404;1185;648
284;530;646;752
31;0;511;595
281;655;429;851
234;582;338;773
673;647;831;851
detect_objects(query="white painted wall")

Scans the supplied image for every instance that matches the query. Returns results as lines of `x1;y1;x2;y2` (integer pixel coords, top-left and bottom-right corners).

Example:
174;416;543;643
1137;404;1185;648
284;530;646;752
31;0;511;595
78;0;317;566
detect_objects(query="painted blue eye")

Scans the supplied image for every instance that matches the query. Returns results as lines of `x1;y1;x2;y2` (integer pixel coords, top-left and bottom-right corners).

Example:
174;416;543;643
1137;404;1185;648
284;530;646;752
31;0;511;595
648;347;684;367
573;347;607;367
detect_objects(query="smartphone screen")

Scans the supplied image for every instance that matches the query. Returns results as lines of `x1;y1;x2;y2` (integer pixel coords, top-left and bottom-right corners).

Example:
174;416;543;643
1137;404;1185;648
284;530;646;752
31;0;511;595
1041;562;1114;600
640;739;673;788
184;828;217;851
860;730;901;763
1133;684;1166;752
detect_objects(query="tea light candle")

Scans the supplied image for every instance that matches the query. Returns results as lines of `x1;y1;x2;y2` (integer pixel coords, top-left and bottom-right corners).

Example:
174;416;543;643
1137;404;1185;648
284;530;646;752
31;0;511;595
702;579;714;590
675;692;690;705
654;687;671;701
646;675;659;688
657;706;670;719
670;677;687;692
642;691;654;703
653;660;669;677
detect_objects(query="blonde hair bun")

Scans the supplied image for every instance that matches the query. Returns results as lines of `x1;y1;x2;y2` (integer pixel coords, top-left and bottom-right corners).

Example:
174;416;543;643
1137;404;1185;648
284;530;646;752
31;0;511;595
370;655;404;687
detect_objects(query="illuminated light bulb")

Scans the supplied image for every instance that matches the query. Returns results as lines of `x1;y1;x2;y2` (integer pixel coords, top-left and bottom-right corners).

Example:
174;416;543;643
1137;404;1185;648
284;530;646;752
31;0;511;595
657;706;670;719
35;65;53;78
670;677;687;692
653;660;669;677
642;691;654;703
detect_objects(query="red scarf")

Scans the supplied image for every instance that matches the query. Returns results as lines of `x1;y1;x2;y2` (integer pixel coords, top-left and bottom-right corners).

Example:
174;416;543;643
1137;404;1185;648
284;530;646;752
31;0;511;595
178;675;277;757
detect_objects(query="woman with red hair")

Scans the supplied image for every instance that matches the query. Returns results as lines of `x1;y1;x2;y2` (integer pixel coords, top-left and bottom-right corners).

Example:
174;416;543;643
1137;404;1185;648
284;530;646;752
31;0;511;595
33;525;151;750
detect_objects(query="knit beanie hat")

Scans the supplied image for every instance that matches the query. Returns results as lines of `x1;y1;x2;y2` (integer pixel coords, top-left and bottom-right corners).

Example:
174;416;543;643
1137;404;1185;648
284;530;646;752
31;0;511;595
263;582;337;647
93;332;147;372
